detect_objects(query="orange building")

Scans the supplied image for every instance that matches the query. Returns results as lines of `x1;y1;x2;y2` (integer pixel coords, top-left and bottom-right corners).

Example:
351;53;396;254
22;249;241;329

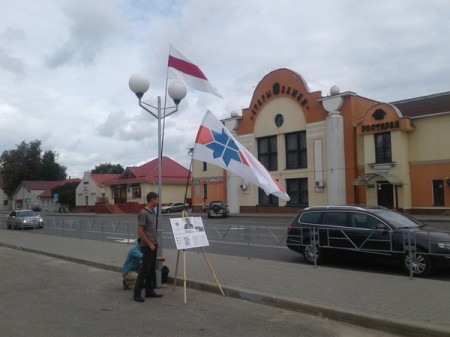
191;69;450;215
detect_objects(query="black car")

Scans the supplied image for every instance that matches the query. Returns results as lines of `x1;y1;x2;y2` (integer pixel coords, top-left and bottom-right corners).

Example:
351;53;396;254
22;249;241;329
286;205;450;277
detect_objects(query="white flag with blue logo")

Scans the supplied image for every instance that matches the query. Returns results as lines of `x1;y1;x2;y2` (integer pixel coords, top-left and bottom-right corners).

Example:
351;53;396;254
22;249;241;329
193;110;290;201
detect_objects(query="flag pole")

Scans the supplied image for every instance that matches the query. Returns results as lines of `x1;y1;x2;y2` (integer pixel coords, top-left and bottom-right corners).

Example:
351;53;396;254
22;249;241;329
160;48;170;158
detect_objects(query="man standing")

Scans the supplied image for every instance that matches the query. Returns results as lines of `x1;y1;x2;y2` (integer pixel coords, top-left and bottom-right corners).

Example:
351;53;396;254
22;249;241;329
133;192;163;302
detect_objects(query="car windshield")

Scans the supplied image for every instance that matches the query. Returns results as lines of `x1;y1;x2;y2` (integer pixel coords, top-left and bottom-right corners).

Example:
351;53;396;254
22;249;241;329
373;210;425;229
17;211;34;217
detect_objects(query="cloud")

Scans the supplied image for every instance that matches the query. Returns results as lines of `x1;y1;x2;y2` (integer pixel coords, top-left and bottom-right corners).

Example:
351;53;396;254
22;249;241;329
97;109;155;141
0;0;449;179
0;29;26;75
46;0;127;67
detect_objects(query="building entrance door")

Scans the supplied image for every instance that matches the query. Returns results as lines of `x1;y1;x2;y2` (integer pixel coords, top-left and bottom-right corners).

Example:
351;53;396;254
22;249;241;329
114;187;127;204
377;182;394;209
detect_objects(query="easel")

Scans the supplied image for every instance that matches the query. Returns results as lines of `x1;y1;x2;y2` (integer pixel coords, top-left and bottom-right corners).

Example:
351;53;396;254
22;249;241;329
172;211;225;304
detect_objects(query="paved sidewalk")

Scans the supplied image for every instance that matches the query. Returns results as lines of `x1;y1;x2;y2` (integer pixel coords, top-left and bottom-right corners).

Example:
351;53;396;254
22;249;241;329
1;229;449;337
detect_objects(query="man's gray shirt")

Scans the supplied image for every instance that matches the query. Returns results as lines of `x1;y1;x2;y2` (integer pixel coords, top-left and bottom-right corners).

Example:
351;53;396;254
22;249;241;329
138;208;158;246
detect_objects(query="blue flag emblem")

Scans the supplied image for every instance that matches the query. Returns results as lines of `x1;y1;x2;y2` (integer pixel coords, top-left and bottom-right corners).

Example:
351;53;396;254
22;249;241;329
206;129;242;166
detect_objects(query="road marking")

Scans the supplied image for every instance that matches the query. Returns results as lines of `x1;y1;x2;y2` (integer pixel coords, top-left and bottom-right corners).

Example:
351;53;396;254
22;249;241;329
44;227;76;232
87;230;132;235
106;236;137;243
207;239;288;250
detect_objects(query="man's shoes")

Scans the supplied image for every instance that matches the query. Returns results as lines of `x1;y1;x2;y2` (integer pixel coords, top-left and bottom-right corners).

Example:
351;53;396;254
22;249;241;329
133;295;145;302
145;291;163;298
122;280;130;290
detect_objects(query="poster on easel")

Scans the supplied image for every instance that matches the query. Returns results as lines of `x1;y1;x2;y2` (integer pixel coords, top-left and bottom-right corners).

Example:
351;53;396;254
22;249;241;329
170;215;224;303
169;217;209;250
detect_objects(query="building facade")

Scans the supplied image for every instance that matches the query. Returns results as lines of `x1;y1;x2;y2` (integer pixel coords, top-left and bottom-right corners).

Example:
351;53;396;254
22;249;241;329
191;68;450;214
75;172;120;208
0;175;12;212
12;179;80;212
92;157;192;214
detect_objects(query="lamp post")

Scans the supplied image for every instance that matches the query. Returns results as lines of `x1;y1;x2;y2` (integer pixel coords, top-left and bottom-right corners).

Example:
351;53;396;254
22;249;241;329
129;74;187;287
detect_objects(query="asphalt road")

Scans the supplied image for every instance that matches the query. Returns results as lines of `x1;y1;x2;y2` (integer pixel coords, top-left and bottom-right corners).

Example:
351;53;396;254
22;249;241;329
3;213;450;280
25;214;294;262
0;246;400;337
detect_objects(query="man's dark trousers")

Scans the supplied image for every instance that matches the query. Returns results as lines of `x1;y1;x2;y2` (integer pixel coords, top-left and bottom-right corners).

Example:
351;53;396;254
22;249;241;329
134;246;157;297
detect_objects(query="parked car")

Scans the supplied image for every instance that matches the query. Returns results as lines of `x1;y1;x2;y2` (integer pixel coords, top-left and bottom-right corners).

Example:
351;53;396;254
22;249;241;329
207;201;230;218
6;210;44;229
161;202;188;214
286;205;450;277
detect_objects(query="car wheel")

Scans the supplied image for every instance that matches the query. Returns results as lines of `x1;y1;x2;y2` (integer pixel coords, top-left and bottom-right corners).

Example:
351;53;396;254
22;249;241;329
401;251;432;277
207;212;212;219
212;205;221;213
302;242;323;265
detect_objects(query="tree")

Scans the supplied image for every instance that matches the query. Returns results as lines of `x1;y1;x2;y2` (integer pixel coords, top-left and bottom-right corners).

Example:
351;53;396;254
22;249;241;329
0;140;67;198
52;182;78;208
91;163;124;174
41;151;67;181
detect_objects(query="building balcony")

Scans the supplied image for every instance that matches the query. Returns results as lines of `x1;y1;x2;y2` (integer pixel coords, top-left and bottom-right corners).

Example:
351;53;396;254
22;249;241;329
369;162;396;174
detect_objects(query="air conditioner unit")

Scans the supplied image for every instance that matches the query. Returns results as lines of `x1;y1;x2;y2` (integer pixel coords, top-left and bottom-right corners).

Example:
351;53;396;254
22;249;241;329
315;180;324;188
240;183;248;190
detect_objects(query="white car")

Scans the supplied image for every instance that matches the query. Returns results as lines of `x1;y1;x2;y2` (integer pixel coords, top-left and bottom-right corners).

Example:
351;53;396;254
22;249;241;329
6;210;44;229
161;202;189;214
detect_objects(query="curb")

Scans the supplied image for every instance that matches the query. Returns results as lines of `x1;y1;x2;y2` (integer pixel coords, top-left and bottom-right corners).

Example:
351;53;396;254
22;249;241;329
2;242;449;337
178;279;450;337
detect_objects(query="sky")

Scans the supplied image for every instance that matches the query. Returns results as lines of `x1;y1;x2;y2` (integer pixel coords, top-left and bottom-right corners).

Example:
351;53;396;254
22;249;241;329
1;0;449;179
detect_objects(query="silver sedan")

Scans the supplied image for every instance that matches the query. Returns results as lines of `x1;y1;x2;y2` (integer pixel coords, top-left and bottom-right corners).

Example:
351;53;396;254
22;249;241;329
6;210;44;229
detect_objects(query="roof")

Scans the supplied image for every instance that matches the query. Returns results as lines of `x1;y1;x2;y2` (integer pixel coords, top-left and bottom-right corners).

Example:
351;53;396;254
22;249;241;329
353;172;403;186
91;174;120;185
104;156;191;185
390;91;450;118
20;179;81;198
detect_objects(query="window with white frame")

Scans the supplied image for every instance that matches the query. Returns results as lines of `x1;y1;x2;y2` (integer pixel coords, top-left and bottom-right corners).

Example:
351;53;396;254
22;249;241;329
132;187;141;199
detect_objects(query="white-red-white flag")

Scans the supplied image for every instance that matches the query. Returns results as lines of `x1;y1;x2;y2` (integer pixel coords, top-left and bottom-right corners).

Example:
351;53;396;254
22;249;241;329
168;44;223;98
193;110;290;201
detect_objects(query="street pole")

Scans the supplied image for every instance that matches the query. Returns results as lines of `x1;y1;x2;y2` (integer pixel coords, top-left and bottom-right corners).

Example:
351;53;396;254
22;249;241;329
129;74;187;286
156;95;163;287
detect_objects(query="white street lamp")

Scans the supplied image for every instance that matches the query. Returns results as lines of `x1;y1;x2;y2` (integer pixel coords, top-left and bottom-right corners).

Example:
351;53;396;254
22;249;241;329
129;74;187;287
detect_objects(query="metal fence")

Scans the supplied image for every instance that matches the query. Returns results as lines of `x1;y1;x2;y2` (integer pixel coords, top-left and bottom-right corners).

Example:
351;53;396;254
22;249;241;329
286;226;450;278
0;216;288;246
1;216;449;278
